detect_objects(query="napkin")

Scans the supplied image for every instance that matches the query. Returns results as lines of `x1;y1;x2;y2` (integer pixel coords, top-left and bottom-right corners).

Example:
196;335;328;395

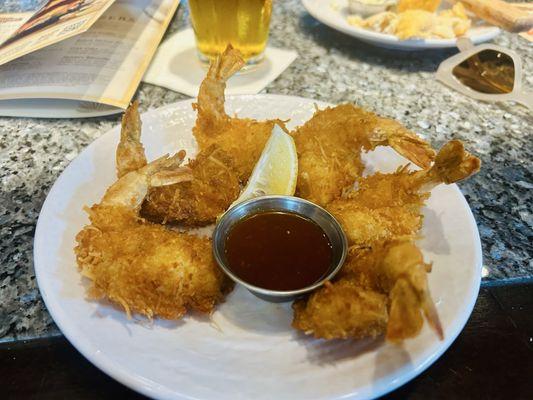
143;29;298;97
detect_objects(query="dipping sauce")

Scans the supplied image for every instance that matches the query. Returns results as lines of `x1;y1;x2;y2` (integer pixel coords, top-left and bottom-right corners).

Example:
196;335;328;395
224;211;333;291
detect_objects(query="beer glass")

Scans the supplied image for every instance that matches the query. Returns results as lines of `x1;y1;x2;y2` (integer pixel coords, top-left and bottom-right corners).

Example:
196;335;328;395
189;0;272;65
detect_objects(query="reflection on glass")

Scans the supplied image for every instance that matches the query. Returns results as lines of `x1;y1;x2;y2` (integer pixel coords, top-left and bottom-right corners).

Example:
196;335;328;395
452;50;515;94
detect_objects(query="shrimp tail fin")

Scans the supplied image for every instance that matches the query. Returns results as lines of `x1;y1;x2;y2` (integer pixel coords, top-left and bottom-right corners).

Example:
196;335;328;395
386;278;444;342
193;45;245;124
102;152;190;208
151;151;192;187
422;290;444;340
432;140;481;184
380;241;444;343
215;44;246;82
116;100;147;178
417;140;481;189
369;119;436;169
386;278;423;342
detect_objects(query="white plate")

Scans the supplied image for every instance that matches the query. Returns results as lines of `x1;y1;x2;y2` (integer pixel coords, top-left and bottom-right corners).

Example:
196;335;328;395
34;95;482;400
302;0;500;50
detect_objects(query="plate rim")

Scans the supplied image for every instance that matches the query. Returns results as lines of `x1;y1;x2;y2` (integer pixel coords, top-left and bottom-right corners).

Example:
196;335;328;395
34;94;483;400
301;0;500;49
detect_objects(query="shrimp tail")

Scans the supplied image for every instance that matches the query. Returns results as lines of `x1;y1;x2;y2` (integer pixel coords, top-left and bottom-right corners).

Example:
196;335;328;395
431;140;481;184
102;152;190;209
213;44;246;82
150;151;191;187
380;241;443;342
416;140;481;190
386;278;424;342
421;289;444;340
193;45;245;124
368;118;436;169
116;101;147;178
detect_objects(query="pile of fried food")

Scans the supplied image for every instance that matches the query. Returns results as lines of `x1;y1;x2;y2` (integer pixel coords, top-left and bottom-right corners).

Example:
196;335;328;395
347;0;472;40
75;45;480;343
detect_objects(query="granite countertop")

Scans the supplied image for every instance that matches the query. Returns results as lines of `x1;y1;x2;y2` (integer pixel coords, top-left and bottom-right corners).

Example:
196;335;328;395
1;0;531;342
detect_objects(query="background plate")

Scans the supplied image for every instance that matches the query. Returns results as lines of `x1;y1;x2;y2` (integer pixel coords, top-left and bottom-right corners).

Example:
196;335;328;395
0;99;122;118
302;0;500;50
34;95;482;400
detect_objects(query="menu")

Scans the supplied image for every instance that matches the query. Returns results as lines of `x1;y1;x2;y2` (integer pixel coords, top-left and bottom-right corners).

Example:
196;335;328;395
0;0;116;67
0;0;180;118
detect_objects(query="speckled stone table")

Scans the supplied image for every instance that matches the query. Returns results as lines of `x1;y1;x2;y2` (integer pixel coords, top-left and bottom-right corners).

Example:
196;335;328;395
1;0;531;342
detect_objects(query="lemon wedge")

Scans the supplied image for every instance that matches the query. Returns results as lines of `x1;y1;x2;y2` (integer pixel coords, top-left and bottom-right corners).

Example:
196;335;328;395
231;124;298;207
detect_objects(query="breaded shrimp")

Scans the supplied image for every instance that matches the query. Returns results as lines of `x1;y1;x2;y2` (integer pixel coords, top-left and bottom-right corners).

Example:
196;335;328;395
110;101;240;226
292;240;441;343
75;153;233;319
293;140;480;342
142;46;281;225
291;104;436;206
338;241;442;342
328;140;480;247
192;44;281;182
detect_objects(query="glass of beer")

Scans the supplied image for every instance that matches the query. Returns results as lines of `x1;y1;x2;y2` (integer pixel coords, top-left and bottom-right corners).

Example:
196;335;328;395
189;0;272;66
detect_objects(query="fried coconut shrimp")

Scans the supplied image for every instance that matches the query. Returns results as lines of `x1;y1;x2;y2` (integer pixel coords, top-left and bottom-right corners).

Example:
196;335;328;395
291;104;436;206
293;241;441;342
142;46;280;226
75;121;233;319
106;95;239;226
192;44;282;182
328;140;480;247
293;140;480;342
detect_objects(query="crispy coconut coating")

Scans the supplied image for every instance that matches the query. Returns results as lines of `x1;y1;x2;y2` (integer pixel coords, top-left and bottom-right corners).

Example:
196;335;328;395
291;104;435;206
75;205;233;319
142;145;240;226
